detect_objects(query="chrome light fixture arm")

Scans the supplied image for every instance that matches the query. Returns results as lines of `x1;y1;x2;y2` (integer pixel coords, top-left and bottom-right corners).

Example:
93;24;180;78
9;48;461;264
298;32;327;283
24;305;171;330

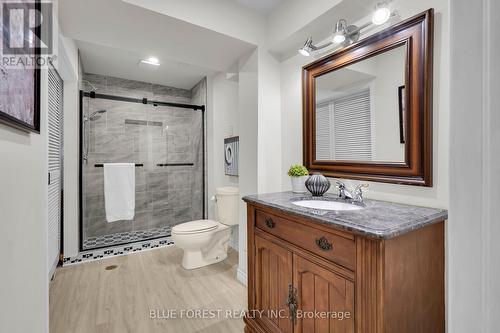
310;40;334;52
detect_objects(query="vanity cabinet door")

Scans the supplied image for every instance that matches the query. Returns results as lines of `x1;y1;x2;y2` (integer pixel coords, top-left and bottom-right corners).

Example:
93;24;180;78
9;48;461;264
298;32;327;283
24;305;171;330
254;235;294;333
293;254;354;333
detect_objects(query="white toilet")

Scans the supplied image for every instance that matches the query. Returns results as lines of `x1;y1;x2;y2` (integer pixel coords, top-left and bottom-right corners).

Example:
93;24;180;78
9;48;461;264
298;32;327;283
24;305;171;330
172;187;239;270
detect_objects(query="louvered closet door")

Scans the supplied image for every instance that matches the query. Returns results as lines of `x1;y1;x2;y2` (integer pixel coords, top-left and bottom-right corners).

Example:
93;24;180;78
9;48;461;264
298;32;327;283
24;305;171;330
48;67;63;278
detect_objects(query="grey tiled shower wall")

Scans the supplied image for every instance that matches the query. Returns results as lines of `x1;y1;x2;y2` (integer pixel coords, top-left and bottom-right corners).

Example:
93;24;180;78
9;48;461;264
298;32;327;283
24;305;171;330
82;74;206;250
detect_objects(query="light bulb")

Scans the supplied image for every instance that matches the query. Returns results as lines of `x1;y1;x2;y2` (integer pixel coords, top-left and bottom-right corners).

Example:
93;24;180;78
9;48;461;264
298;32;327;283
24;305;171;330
298;37;313;56
332;19;347;44
372;2;391;25
298;48;311;57
332;32;346;44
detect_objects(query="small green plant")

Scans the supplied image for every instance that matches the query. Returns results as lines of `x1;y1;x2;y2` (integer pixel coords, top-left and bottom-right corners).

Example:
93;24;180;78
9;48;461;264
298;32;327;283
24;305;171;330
287;165;309;177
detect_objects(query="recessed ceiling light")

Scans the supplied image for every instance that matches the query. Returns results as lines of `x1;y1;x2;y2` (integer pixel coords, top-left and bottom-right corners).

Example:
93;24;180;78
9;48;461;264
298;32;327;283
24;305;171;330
138;57;160;71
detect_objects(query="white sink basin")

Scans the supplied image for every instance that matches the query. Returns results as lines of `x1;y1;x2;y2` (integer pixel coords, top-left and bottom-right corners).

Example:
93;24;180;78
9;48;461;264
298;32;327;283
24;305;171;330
292;200;364;211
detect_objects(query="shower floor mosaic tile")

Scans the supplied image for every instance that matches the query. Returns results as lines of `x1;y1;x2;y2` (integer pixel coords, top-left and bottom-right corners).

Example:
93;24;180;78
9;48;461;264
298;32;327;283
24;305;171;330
82;226;171;250
63;236;174;266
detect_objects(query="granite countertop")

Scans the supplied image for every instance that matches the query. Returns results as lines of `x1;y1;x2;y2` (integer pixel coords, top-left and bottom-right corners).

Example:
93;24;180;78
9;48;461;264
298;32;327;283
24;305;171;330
243;192;448;239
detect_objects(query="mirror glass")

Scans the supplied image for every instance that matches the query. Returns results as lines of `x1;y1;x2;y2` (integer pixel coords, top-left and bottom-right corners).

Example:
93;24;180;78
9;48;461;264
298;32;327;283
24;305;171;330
314;45;406;163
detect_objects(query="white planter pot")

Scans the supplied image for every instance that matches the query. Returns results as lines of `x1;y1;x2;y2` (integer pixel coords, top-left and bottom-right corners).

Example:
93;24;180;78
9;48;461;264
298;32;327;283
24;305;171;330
290;175;309;193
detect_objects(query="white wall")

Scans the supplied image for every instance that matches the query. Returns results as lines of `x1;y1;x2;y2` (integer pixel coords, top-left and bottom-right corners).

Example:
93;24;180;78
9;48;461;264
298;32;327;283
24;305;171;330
280;0;449;209
0;2;76;331
236;49;258;285
209;73;239;210
0;64;50;333
208;72;240;249
233;47;282;283
486;1;500;327
449;0;500;331
267;0;342;47
257;48;282;193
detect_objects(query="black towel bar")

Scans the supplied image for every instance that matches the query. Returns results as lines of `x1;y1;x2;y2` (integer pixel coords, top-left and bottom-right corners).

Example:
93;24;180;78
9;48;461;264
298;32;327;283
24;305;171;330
156;163;194;167
94;163;143;168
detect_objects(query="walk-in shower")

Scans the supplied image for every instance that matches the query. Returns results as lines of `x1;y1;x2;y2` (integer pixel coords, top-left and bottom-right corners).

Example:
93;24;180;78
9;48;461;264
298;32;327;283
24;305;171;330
79;79;206;251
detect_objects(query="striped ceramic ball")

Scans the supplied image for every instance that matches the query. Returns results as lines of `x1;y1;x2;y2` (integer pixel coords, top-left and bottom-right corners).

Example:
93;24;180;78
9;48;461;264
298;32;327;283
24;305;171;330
305;174;331;197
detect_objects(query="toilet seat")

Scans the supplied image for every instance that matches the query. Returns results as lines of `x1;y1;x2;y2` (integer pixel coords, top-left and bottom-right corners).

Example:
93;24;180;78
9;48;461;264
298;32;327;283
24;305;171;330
172;220;219;235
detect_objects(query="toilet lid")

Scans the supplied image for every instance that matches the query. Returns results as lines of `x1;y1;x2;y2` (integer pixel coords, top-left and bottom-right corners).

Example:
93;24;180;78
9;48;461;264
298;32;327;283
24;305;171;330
172;220;218;234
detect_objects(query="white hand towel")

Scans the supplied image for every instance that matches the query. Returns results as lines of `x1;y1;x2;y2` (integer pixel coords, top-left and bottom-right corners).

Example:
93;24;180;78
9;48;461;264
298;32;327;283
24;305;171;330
103;163;135;222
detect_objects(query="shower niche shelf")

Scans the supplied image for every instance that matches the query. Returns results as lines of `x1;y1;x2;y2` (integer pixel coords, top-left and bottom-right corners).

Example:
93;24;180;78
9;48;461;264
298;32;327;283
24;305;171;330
124;119;163;127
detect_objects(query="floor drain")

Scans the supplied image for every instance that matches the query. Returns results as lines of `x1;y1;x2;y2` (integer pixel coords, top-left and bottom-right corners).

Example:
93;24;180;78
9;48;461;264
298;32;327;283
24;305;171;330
105;265;118;271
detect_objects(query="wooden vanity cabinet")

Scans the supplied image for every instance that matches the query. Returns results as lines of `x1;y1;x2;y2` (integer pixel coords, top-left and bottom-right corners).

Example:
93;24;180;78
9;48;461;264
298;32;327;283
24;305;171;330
244;203;445;333
254;235;293;333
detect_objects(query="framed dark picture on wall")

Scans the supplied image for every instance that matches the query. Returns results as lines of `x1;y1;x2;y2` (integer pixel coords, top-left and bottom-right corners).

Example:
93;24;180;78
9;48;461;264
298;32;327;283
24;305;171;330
398;85;406;144
0;0;41;133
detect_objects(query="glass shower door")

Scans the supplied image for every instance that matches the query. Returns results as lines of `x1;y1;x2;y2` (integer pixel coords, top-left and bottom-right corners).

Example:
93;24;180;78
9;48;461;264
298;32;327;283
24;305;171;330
81;94;204;250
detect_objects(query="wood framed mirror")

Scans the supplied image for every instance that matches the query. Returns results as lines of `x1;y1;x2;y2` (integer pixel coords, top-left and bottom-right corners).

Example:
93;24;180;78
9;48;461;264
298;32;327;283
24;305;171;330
303;9;433;186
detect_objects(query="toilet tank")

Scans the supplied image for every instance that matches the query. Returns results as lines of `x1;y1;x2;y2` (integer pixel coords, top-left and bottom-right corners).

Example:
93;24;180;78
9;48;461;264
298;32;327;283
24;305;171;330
216;187;239;226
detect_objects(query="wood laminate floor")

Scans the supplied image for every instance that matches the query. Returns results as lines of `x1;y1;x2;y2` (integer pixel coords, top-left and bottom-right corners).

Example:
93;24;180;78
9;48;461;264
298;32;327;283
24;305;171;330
49;247;246;333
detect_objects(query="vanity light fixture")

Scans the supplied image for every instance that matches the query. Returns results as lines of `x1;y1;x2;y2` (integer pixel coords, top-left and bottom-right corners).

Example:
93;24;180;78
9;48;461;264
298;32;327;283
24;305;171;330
298;1;395;56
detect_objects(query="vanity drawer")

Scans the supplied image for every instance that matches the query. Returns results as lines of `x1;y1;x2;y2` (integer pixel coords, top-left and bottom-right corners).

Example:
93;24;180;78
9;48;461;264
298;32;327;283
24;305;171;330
255;210;356;270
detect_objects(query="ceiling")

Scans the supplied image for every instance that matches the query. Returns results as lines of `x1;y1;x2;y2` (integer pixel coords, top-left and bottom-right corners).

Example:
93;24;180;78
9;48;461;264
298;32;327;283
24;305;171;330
317;68;374;92
59;0;256;90
59;0;383;87
232;0;285;14
77;41;217;90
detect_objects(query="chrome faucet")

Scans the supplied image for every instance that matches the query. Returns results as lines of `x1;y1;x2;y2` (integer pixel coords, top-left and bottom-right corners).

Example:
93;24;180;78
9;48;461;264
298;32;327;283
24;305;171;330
336;181;369;204
336;181;353;200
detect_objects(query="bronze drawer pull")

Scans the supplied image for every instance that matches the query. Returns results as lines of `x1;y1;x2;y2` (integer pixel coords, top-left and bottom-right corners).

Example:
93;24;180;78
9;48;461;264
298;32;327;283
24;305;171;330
265;217;275;229
315;237;333;251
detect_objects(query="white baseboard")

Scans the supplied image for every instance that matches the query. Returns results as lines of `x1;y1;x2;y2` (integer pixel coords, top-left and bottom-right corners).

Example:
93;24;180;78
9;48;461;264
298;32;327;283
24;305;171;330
237;267;247;286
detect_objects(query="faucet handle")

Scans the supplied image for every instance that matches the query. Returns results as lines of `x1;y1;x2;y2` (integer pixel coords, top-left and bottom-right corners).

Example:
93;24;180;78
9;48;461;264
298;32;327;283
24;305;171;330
352;183;369;203
354;183;369;191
